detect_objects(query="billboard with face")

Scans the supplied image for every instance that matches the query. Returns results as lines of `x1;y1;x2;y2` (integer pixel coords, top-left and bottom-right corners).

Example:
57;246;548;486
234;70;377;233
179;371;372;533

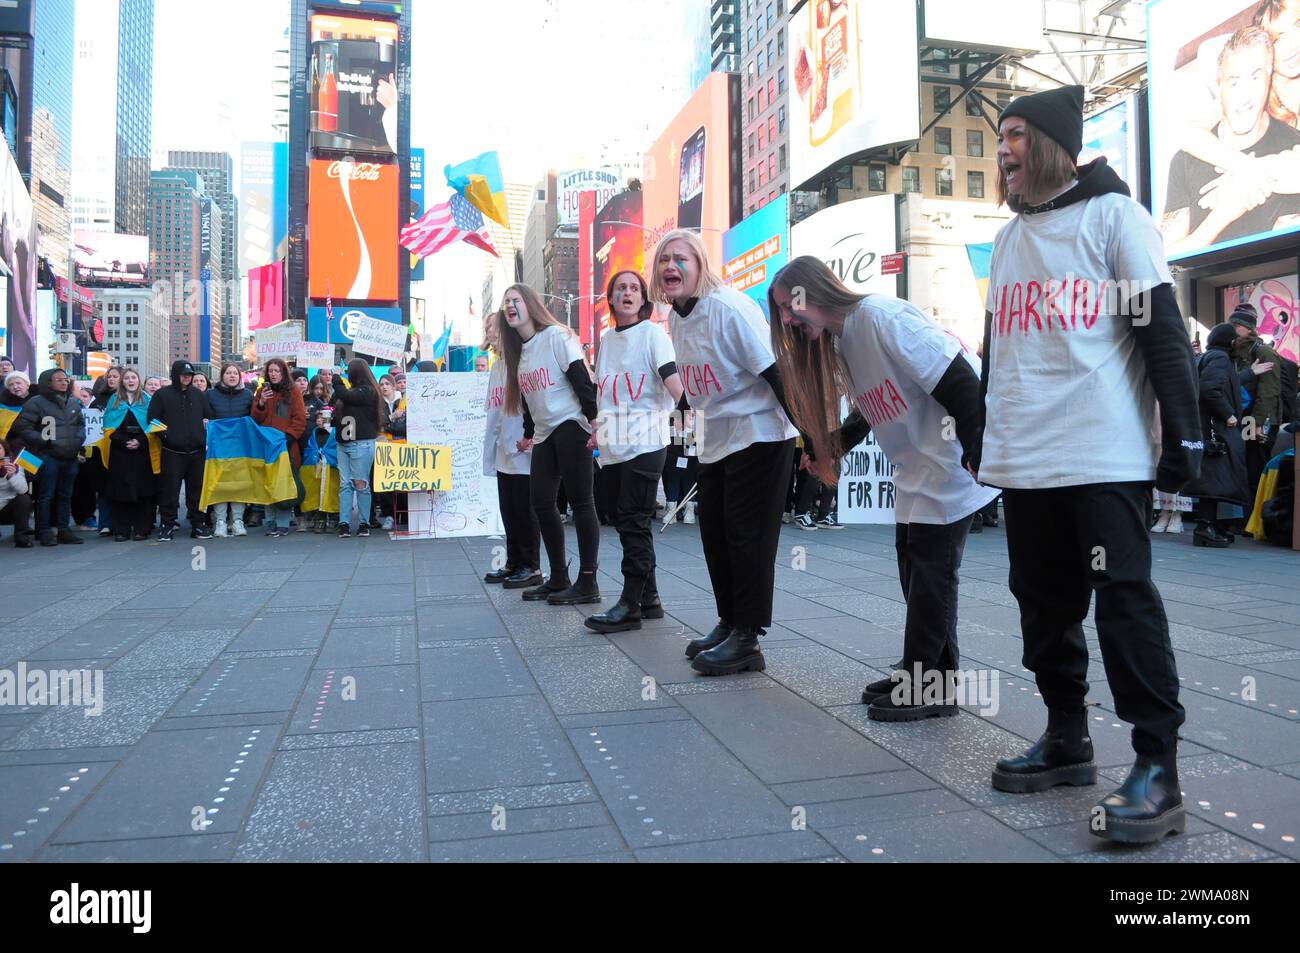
1150;0;1300;261
591;190;645;339
309;13;400;154
308;158;399;301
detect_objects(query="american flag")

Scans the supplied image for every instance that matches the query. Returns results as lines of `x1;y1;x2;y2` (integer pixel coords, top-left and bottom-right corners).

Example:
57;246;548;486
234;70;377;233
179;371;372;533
400;193;499;260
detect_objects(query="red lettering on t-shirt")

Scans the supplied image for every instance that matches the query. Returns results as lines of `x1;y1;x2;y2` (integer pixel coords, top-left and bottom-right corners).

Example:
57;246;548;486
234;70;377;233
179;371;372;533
518;366;555;396
990;278;1113;336
487;386;504;410
855;378;909;428
681;363;722;399
1024;281;1043;332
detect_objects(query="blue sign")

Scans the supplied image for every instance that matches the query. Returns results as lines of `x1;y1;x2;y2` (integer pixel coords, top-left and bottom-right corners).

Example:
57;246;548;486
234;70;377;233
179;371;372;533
722;195;789;318
307;304;403;345
409;147;425;281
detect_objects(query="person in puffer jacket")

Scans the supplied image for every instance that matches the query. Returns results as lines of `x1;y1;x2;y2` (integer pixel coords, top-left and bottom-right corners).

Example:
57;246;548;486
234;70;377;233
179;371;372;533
14;368;86;545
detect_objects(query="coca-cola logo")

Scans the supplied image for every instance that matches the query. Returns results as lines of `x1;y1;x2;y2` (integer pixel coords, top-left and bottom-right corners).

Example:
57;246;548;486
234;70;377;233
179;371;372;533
327;161;384;182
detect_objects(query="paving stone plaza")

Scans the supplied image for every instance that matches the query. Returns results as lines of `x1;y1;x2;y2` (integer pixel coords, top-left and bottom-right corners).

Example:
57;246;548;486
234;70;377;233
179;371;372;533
0;522;1296;863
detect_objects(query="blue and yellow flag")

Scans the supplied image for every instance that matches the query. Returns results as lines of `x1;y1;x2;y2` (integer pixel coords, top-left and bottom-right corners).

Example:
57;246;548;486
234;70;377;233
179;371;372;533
15;449;42;474
0;403;18;440
445;151;508;227
199;417;298;509
94;396;162;474
300;429;340;514
966;242;994;309
1246;448;1295;539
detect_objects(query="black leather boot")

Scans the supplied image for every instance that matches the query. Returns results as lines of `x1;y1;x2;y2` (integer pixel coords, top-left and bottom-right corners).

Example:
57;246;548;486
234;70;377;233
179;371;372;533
547;569;601;606
522;569;571;602
867;669;959;722
503;567;543;589
484;566;515;584
992;707;1097;793
639;594;665;620
1193;523;1232;548
1092;752;1185;843
691;626;765;676
861;675;896;705
685;620;732;660
585;598;642;633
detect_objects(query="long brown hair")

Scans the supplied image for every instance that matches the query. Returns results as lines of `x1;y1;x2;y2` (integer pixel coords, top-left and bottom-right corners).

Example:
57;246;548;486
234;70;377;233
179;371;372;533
263;358;293;395
499;284;569;416
345;358;387;427
116;367;144;404
996;118;1078;212
767;256;867;485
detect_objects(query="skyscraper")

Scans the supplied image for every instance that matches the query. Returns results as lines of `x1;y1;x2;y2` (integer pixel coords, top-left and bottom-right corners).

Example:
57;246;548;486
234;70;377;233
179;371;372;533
116;0;153;236
29;0;76;281
147;168;223;368
710;0;740;74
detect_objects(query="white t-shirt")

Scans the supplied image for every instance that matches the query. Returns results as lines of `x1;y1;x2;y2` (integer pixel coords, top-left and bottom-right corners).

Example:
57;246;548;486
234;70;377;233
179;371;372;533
838;296;998;524
594;319;677;467
482;359;529;477
669;285;797;464
981;193;1171;489
518;324;591;444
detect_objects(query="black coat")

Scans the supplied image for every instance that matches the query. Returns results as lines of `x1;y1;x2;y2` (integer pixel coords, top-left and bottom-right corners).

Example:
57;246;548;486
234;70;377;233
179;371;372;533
105;405;156;502
207;384;253;419
1185;348;1249;506
147;361;213;453
15;370;85;461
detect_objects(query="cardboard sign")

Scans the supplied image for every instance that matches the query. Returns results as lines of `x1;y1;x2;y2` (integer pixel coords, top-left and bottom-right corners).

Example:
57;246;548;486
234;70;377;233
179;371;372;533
373;441;452;492
82;408;104;447
296;341;332;369
351;313;407;362
256;323;303;360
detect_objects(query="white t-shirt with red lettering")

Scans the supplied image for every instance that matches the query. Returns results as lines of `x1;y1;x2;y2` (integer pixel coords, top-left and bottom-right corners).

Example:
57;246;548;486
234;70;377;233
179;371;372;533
981;193;1171;488
518;324;591;444
594;320;677;466
839;296;997;524
669;286;797;464
482;358;530;477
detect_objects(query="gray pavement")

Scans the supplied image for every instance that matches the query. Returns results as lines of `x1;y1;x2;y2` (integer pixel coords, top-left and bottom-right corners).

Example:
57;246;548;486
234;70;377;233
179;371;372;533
0;519;1297;863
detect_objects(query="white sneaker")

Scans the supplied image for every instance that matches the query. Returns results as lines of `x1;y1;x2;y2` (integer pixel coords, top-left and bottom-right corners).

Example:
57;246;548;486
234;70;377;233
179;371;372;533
1151;510;1172;534
213;519;228;538
381;516;394;531
231;519;247;537
1167;513;1184;534
662;506;676;527
683;502;697;524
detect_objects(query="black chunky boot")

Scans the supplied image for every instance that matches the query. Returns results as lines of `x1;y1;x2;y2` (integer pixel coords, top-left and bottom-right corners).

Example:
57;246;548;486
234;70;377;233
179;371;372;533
547;569;601;606
861;675;896;705
691;626;765;676
685;620;732;660
584;598;642;633
484;566;514;584
502;567;543;590
523;567;571;602
1092;752;1184;843
640;594;665;620
992;706;1097;793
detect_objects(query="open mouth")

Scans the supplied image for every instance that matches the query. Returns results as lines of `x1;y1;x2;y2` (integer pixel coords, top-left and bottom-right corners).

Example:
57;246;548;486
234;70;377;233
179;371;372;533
1002;162;1022;180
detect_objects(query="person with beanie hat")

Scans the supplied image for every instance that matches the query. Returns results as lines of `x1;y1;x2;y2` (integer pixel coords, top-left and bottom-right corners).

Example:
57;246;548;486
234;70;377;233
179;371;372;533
971;85;1202;844
1228;302;1283;501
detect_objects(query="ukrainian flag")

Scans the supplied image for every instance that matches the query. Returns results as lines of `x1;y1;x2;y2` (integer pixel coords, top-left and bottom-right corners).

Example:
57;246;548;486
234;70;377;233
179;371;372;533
445;151;508;227
199;417;298;509
300;429;340;514
0;403;17;440
94;397;162;474
15;449;42;474
1246;448;1295;539
966;242;994;309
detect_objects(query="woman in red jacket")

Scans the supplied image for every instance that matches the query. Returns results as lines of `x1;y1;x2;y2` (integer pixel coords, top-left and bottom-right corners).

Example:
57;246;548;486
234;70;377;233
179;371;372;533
252;357;307;537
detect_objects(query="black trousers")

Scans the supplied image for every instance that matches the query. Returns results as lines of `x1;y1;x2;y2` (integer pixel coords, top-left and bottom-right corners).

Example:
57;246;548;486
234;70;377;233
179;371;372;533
1002;482;1184;757
529;420;600;576
496;472;540;571
0;492;33;541
158;448;207;529
603;448;666;604
895;516;973;672
112;498;156;537
796;470;836;519
662;447;698;504
696;438;796;631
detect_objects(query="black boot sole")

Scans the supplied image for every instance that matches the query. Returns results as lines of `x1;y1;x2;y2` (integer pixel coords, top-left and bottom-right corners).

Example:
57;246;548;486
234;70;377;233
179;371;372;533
992;761;1098;793
1091;803;1185;843
640;604;665;620
691;651;765;676
546;592;601;606
503;576;544;590
522;588;564;602
867;701;960;722
1193;537;1231;548
584;616;642;633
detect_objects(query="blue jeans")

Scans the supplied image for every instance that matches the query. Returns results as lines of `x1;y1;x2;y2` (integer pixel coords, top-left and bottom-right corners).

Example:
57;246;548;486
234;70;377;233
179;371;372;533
337;439;376;528
36;456;80;536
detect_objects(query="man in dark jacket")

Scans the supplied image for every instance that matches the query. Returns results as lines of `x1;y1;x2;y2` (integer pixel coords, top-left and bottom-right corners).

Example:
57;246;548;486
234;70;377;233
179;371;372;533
148;360;213;540
14;368;86;545
1228;305;1283;498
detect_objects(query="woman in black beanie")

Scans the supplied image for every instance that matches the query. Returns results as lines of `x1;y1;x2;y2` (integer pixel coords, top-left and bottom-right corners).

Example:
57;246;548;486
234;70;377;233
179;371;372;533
1185;323;1250;547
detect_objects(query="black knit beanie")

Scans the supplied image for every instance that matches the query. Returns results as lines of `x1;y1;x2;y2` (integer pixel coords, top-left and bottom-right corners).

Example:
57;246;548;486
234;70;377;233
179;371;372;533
999;85;1085;159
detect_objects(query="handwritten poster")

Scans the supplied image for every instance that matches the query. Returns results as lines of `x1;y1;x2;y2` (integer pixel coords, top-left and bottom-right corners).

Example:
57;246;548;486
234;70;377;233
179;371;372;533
837;427;896;525
81;408;104;447
402;372;502;539
373;441;452;492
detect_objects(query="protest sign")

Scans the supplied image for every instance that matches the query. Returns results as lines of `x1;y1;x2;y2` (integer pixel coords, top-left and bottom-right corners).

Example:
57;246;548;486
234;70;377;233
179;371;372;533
373;441;451;492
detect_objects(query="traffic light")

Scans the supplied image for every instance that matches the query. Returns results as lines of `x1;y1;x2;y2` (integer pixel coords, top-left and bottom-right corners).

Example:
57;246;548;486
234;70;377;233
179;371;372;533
47;341;63;370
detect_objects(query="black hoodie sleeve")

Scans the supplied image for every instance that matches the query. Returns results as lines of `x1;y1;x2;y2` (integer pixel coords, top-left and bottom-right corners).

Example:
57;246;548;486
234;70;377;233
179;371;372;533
564;359;598;421
970;310;993;474
929;355;982;463
521;396;535;441
837;408;871;450
1131;283;1203;494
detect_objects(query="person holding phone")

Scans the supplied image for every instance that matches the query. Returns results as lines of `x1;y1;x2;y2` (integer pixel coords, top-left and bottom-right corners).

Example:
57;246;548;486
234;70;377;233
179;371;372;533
650;229;798;676
585;270;683;633
500;284;601;606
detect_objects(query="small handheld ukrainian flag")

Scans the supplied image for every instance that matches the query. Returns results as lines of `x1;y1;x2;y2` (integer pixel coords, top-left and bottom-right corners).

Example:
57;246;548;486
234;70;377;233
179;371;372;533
15;449;42;474
147;420;168;434
445;151;508;228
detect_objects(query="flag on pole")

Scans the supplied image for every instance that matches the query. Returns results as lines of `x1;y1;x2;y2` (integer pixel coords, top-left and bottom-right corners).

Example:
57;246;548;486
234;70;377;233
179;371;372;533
444;151;508;227
399;194;499;260
430;326;453;360
325;281;333;350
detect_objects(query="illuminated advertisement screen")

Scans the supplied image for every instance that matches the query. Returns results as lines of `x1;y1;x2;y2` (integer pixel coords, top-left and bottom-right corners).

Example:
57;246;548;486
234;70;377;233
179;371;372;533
308;158;399;301
558;168;622;227
789;193;898;297
408;147;425;281
240;141;288;272
307;303;402;345
642;72;738;273
1149;0;1300;261
1080;95;1141;198
787;0;920;190
73;231;149;286
591;190;645;338
309;13;400;154
722;195;789;318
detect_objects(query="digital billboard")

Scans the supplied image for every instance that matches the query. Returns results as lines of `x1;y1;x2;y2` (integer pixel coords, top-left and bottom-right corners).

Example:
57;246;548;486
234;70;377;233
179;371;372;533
722;195;789;317
408;147;425;280
307;303;402;345
642;72;739;275
787;0;920;190
1080;95;1141;197
789;193;899;297
591;190;645;339
247;262;284;332
73;231;149;286
240;141;288;272
309;14;400;154
1150;0;1300;261
558;168;622;227
308;158;399;301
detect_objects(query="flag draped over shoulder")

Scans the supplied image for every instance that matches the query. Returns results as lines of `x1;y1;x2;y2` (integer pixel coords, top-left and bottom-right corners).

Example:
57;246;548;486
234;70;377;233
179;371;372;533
200;417;297;509
300;429;340;514
94;397;161;474
0;404;17;440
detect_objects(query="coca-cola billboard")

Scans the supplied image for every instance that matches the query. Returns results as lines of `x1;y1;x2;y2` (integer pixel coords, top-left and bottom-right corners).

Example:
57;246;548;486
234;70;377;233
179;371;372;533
308;158;398;301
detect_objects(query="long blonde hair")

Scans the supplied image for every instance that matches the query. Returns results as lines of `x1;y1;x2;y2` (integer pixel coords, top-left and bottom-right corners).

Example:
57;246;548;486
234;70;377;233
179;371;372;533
648;229;724;304
767;256;866;485
499;284;570;416
116;367;145;404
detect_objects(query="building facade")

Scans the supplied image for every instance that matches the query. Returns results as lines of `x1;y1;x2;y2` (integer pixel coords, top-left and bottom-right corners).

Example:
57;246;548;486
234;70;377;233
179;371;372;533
96;285;168;376
739;0;788;218
115;0;152;236
710;0;740;74
147;168;223;369
29;0;76;282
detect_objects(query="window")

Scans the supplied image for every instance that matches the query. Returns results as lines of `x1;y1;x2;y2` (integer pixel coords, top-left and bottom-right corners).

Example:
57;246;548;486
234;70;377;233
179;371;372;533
768;77;775;102
778;66;786;94
758;49;765;75
967;170;985;199
778;105;785;132
769;115;776;141
966;94;982;117
747;26;754;52
758;86;766;110
778;29;784;56
867;163;886;191
997;92;1012;110
748;97;755;122
749;169;756;194
967;129;983;157
758;125;766;150
934;127;951;155
779;144;786;171
768;154;776;180
768;3;774;28
932;49;950;73
758;163;767;187
756;11;764;38
936;168;953;196
767;40;774;70
933;86;950;113
748;132;756;157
